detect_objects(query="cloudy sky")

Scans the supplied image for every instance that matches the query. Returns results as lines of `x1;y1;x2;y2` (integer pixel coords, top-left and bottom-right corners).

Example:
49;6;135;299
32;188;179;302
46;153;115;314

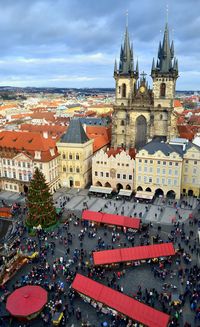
0;0;199;89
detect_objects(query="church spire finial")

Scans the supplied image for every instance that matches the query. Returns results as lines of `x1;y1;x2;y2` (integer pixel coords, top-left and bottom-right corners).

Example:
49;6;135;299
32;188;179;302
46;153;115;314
126;10;128;28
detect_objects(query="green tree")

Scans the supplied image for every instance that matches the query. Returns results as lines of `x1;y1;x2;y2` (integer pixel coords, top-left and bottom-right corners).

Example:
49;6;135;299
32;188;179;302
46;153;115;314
26;167;57;229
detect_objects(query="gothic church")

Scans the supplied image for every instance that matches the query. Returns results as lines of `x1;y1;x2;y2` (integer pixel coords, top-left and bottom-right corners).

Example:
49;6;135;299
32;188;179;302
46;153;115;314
111;23;179;150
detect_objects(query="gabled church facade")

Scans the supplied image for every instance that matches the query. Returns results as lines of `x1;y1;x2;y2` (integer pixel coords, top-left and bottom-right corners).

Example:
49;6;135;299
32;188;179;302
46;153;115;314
111;23;179;150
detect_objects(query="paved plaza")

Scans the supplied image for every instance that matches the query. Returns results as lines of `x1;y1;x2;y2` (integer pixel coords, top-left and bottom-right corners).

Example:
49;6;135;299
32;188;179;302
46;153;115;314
0;189;200;326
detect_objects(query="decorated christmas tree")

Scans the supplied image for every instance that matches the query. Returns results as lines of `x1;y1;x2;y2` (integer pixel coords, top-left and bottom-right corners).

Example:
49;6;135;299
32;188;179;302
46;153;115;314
26;167;57;229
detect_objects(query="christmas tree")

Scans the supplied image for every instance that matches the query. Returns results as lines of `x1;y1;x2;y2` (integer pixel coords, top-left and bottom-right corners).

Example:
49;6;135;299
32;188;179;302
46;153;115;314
26;167;57;229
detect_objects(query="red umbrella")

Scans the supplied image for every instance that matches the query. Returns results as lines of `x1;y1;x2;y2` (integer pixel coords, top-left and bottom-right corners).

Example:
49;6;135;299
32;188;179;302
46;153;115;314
6;285;47;319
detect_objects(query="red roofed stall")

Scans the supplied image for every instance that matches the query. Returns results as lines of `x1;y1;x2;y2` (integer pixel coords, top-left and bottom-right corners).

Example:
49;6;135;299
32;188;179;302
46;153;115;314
72;274;170;327
93;243;175;266
82;210;140;230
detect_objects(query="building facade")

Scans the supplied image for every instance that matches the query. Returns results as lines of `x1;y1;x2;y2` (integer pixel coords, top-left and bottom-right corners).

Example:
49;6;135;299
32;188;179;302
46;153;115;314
135;139;200;199
0;131;60;193
57;119;93;188
92;148;135;191
111;23;178;150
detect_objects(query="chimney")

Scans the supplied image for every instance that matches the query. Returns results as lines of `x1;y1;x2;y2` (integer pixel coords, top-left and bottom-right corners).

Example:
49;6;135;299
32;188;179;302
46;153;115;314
43;131;48;139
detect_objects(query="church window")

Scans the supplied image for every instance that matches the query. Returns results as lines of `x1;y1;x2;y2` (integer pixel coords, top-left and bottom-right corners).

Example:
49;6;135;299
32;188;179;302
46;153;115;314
121;120;125;126
122;83;126;97
123;174;126;179
160;83;166;97
117;174;120;178
106;172;109;177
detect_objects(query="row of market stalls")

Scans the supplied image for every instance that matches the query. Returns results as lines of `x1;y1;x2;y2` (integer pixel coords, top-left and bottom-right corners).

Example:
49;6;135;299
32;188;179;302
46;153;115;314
93;242;175;266
79;210;176;326
82;210;141;230
89;186;154;201
72;273;170;327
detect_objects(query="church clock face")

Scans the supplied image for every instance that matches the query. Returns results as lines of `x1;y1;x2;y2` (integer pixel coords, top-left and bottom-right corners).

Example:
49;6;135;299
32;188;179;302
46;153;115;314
139;86;145;94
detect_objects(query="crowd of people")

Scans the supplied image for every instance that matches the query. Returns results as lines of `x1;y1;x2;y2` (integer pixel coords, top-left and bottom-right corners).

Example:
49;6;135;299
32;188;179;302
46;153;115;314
0;200;199;326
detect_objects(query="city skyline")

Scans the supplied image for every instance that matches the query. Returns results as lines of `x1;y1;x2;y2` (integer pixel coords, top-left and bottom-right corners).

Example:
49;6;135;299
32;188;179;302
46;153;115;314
0;0;199;89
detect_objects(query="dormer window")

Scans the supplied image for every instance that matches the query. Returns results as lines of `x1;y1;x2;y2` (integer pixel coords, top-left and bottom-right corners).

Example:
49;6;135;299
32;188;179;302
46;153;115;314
50;148;55;156
34;151;41;159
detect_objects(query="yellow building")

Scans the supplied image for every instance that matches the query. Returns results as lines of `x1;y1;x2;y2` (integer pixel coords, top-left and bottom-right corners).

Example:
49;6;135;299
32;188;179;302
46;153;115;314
135;138;200;199
57;119;93;188
92;148;135;191
182;143;200;196
135;140;183;199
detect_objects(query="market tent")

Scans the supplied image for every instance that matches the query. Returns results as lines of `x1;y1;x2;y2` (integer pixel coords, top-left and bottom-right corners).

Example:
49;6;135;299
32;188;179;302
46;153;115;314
89;186;113;194
72;274;170;327
82;210;140;229
118;189;133;197
82;210;103;223
135;191;154;200
93;243;175;266
6;285;47;318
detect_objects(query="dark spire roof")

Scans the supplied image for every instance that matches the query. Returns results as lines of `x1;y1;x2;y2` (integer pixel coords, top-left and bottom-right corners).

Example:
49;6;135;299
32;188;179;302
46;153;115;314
60;119;89;144
151;23;178;77
114;26;138;78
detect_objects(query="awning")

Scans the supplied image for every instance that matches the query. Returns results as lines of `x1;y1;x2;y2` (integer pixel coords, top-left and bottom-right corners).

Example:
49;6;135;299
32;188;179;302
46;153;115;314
135;191;154;200
93;243;175;266
89;185;113;194
118;189;133;197
72;274;170;327
6;285;48;317
82;210;140;229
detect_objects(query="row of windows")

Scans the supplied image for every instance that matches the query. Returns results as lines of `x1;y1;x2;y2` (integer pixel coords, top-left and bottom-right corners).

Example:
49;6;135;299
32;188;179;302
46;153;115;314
138;166;179;176
95;171;132;180
2;159;31;168
62;153;80;160
5;184;17;191
138;175;178;186
1;171;32;181
184;167;198;174
63;167;80;173
138;159;179;166
185;160;198;165
96;161;130;167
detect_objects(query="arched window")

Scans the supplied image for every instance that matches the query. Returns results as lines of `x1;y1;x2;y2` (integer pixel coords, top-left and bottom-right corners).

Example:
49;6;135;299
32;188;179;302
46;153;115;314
62;153;66;159
76;153;79;160
63;166;66;172
76;167;80;173
121;120;125;126
122;83;126;98
160;83;166;97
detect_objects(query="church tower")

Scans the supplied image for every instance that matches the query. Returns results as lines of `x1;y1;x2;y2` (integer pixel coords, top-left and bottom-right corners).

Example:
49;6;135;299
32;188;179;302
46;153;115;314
111;26;139;149
151;23;179;139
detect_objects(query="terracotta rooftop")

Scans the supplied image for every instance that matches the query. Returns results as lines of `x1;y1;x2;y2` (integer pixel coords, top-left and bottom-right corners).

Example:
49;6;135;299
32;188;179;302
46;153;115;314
0;131;59;162
107;147;136;159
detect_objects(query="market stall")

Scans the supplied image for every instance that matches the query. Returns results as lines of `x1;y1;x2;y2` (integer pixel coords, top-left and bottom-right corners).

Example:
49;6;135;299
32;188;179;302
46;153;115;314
6;285;48;320
72;273;170;327
93;242;175;266
82;210;140;230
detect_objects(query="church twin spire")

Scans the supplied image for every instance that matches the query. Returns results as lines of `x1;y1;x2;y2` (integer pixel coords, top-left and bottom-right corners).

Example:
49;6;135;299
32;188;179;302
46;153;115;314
115;22;178;79
151;23;178;77
114;26;139;78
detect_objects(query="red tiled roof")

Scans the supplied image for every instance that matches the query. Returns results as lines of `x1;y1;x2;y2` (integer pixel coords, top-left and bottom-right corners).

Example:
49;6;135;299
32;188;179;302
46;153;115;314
0;131;59;162
31;112;56;121
107;147;136;159
174;99;182;107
